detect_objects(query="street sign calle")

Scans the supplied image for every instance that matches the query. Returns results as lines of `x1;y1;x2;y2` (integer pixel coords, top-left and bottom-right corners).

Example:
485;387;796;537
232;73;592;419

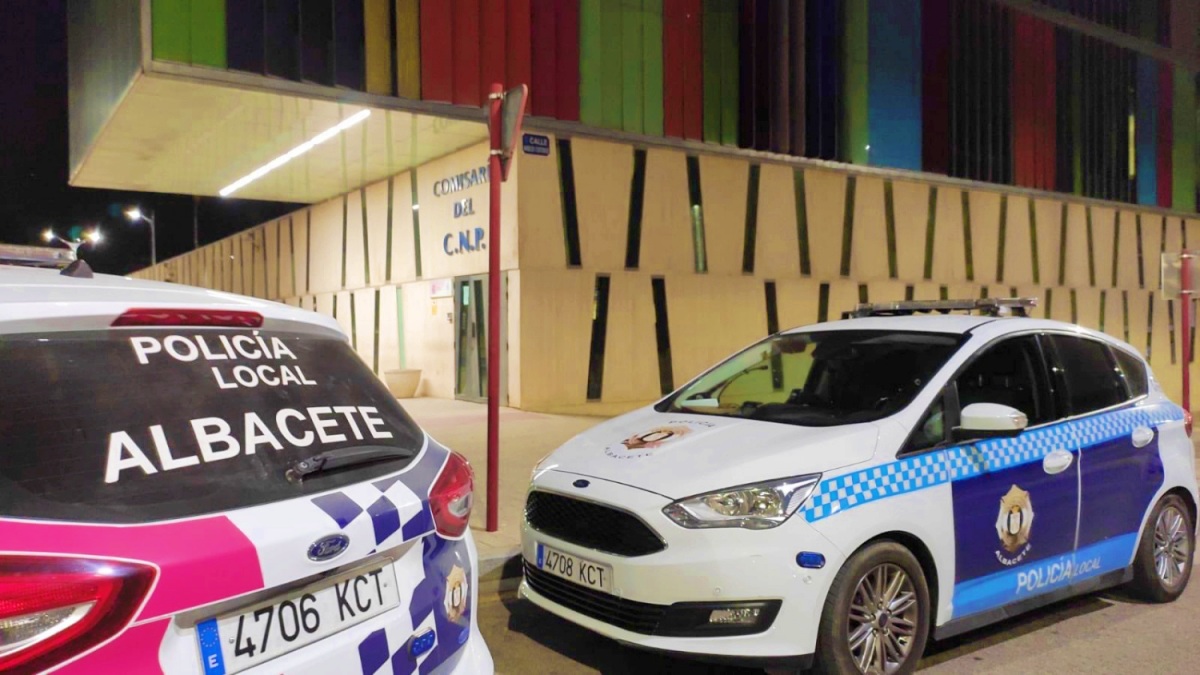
522;133;550;156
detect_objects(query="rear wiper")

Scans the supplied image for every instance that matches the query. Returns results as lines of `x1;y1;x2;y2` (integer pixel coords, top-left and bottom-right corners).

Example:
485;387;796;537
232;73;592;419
285;446;418;483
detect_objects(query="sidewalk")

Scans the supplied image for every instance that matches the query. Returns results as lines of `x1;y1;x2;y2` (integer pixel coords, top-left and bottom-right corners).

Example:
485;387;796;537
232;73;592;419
401;398;609;586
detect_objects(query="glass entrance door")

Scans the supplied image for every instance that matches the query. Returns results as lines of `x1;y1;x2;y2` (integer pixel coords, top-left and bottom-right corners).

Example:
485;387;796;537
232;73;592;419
454;275;488;402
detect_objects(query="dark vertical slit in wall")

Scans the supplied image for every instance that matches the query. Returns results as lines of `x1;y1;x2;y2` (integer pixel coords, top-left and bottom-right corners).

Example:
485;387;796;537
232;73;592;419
625;149;648;269
1057;203;1068;286
905;284;914;301
996;195;1008;282
558;139;583;267
411;170;423;278
1168;298;1176;364
1136;214;1144;287
1110;212;1120;287
1099;289;1107;331
884;180;898;278
687;155;708;272
305;209;312;293
961;191;974;281
1085;206;1096;286
939;285;949;300
858;284;868;303
817;282;830;322
385;177;394;281
275;222;281;297
1147;292;1155;360
586;275;612;400
350;295;358;351
924;187;938;280
1122;290;1130;342
765;281;782;390
651;277;674;395
742;164;761;274
1045;287;1054;319
765;281;779;334
840;175;856;277
795;169;811;275
1070;289;1078;324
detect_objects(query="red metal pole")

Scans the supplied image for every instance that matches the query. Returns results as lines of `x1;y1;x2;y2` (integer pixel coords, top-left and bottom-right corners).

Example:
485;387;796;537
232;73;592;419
1182;252;1192;417
486;83;503;533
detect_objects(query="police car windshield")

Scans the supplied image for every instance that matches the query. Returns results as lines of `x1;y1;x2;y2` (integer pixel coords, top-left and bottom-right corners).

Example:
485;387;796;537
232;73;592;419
663;330;962;427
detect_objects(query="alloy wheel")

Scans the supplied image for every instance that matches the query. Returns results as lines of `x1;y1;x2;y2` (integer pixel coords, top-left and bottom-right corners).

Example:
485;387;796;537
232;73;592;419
846;563;920;674
1153;504;1191;589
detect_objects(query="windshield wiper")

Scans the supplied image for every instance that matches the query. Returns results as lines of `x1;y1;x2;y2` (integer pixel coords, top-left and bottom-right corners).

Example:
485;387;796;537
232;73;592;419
285;446;418;483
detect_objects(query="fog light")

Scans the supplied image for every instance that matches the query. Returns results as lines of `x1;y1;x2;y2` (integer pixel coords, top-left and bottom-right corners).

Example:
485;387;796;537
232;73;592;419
709;607;762;625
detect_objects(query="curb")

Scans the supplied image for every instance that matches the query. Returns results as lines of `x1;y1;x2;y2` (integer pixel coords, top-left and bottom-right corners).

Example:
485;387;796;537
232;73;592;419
477;550;523;594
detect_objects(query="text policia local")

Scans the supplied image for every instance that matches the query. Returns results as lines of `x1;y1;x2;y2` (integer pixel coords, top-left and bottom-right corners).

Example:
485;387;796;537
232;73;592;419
130;334;315;388
105;335;394;484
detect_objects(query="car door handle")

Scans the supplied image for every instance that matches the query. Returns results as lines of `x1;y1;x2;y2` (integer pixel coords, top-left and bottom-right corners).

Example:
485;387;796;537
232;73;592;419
1131;426;1155;448
1042;449;1074;475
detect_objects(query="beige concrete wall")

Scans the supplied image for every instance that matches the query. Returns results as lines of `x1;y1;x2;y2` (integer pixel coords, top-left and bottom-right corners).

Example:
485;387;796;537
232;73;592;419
134;133;1200;414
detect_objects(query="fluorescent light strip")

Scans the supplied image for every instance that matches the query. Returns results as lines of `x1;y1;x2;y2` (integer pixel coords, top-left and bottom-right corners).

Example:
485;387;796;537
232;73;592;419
219;109;373;197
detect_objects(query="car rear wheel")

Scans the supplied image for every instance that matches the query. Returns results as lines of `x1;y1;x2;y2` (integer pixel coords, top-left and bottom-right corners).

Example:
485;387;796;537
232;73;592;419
813;541;930;675
1128;493;1194;603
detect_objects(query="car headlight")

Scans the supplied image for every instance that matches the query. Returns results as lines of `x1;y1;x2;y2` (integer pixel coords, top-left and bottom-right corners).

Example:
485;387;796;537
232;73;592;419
662;474;822;530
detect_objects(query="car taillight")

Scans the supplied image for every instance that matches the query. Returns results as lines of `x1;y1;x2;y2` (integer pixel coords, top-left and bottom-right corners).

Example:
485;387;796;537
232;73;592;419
0;556;156;674
112;308;263;327
1186;410;1193;437
430;452;474;539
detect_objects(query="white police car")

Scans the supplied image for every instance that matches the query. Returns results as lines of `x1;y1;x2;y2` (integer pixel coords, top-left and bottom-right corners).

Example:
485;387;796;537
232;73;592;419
520;298;1197;674
0;256;491;674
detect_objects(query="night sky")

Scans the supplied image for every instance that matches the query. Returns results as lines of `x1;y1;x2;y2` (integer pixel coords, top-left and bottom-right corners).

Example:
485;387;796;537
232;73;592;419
0;1;299;275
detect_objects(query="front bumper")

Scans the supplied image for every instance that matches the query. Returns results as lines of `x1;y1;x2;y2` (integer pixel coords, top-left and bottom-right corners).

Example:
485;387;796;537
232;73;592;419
519;470;845;662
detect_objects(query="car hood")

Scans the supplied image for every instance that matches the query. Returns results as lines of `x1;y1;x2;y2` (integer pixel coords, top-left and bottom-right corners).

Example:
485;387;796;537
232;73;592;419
538;407;881;499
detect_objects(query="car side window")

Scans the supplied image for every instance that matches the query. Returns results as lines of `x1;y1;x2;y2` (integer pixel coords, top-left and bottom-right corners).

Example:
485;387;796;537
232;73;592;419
955;335;1051;426
1111;347;1149;399
908;394;947;452
1045;335;1127;415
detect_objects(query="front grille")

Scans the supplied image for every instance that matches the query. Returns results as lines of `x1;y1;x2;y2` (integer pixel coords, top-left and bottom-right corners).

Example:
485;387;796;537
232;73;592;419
524;490;666;556
523;561;668;634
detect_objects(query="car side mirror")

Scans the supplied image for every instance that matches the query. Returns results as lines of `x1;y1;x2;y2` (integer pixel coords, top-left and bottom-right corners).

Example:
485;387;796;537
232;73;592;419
952;403;1028;441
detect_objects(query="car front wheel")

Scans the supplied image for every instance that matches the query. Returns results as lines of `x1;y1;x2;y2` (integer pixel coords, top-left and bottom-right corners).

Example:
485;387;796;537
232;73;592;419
813;541;930;675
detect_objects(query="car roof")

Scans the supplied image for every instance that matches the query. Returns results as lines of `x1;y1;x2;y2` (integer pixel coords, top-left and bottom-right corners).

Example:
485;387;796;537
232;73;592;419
783;313;1144;358
0;264;343;337
784;314;1000;334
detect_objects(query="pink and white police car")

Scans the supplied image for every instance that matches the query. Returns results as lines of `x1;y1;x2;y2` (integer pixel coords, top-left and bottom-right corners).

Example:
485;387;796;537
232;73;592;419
0;262;492;674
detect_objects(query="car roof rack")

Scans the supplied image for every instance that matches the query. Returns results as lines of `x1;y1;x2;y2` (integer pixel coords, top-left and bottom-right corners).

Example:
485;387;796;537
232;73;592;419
0;243;76;269
843;297;1037;319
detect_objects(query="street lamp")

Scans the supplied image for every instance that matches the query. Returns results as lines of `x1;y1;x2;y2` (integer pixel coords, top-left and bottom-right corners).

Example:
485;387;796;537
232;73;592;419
125;207;157;266
43;228;102;255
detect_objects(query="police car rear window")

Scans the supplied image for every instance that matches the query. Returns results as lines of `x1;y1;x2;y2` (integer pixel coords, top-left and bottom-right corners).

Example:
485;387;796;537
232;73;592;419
0;330;425;523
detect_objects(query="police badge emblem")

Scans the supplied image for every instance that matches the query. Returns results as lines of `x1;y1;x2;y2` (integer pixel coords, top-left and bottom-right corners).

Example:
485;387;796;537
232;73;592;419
444;564;469;623
995;485;1034;564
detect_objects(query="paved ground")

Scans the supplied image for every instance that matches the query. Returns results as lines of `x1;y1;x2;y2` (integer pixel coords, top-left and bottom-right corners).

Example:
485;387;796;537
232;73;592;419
404;398;1200;673
480;577;1198;674
401;398;603;563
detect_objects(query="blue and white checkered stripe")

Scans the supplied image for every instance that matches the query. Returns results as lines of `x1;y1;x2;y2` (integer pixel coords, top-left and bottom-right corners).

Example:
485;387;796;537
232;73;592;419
800;404;1182;523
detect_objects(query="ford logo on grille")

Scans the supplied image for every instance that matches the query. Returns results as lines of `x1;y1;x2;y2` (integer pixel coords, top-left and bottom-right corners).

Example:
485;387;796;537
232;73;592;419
308;534;350;562
573;479;590;488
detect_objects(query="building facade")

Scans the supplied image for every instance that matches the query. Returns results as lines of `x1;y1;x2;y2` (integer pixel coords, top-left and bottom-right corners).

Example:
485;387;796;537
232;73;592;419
70;0;1200;413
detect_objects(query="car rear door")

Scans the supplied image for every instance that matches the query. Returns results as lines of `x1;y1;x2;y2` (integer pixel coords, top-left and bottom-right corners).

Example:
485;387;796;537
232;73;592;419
1043;335;1168;587
0;322;473;674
